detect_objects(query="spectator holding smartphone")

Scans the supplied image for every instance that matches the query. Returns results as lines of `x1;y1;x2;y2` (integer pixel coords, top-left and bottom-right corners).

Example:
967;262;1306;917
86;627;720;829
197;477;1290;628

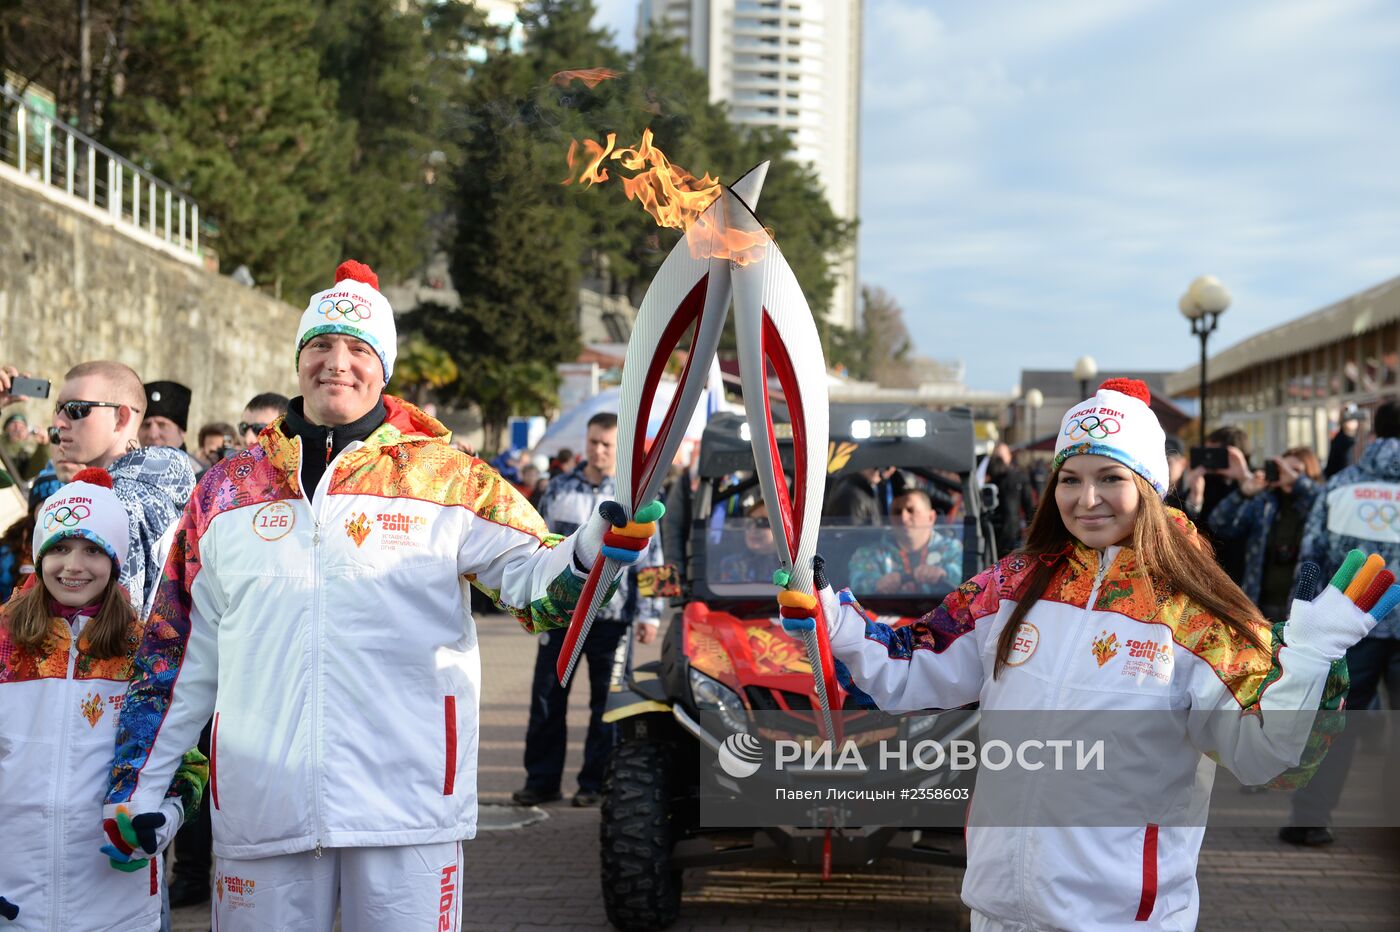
3;361;196;618
1;413;51;482
1183;426;1252;584
1207;446;1323;621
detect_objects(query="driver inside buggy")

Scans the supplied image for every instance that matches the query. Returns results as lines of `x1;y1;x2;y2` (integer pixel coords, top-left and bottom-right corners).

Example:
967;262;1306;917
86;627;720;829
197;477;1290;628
715;497;776;584
848;486;964;594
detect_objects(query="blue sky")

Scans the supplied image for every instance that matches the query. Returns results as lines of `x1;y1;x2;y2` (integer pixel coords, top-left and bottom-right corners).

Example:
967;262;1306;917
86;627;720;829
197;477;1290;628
592;0;1400;391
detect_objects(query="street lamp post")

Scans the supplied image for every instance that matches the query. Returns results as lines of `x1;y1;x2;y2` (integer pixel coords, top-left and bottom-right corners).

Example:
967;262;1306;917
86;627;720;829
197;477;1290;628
1025;388;1044;446
1073;356;1098;399
1179;275;1232;442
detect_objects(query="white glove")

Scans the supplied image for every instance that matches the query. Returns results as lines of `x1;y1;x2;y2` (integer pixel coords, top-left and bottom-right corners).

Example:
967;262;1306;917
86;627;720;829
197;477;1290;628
1284;554;1399;662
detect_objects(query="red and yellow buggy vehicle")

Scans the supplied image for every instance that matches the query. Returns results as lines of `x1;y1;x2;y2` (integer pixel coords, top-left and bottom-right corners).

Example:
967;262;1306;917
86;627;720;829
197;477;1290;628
599;404;997;931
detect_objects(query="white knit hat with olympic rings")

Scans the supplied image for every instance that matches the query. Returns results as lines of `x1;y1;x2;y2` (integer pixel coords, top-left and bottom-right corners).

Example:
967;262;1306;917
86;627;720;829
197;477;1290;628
1053;378;1169;496
32;467;130;572
296;260;398;382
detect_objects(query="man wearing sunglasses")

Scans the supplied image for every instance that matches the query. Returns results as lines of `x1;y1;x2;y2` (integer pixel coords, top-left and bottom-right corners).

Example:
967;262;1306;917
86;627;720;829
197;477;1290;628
106;260;654;930
3;360;196;618
237;391;289;448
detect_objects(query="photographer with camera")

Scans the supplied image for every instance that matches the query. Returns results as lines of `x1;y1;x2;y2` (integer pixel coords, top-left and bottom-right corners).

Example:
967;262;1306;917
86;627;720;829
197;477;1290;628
1183;426;1253;584
1;413;50;483
1;361;196;617
1207;446;1323;621
196;422;237;468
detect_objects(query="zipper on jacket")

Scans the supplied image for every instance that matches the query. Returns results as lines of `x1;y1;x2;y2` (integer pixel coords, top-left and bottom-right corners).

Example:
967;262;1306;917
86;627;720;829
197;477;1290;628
291;433;329;857
310;514;325;856
1050;548;1114;707
49;624;82;930
1016;550;1114;928
301;438;361;857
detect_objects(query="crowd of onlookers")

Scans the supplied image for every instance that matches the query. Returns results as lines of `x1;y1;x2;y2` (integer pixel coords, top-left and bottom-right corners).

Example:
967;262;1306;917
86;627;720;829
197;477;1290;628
4;357;1395;891
0;364;296;913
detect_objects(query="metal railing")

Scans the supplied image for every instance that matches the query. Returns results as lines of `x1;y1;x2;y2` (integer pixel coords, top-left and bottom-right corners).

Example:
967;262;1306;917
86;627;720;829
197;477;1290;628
0;85;200;259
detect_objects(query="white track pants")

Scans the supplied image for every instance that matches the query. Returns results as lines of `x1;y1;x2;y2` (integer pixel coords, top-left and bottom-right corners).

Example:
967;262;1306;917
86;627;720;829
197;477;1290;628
210;842;463;932
970;911;1018;931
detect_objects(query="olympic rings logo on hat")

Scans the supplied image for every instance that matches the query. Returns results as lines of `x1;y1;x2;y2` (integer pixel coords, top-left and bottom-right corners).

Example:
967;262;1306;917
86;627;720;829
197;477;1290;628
1064;416;1122;441
1358;503;1400;531
317;298;372;323
42;504;91;530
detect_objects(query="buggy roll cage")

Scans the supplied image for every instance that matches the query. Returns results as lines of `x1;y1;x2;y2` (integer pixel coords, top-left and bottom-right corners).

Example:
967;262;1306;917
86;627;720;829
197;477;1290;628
681;404;997;610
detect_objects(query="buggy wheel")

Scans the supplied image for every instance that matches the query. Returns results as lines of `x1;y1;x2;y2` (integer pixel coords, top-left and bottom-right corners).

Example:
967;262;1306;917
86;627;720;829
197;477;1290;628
600;738;682;931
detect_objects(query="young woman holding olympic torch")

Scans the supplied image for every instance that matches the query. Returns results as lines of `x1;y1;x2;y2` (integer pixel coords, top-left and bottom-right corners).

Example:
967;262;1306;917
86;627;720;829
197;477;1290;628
781;379;1395;932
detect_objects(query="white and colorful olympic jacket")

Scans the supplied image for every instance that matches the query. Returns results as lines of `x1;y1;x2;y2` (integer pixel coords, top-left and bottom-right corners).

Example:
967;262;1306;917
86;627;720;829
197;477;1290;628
0;608;206;932
827;537;1345;932
105;398;600;859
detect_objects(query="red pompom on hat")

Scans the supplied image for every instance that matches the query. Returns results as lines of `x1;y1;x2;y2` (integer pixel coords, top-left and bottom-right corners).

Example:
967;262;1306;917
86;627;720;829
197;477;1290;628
69;466;114;489
334;259;379;291
1097;378;1151;405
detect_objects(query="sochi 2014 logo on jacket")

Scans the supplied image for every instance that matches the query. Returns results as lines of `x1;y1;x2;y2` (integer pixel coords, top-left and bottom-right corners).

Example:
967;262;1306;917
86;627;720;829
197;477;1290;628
375;511;428;551
1121;636;1173;682
1091;630;1120;667
345;512;372;547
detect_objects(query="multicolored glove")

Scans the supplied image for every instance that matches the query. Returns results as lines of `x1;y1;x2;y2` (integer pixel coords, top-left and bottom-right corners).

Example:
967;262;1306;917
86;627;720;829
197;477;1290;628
100;800;183;872
576;500;664;569
776;554;837;636
1285;550;1400;662
0;896;17;921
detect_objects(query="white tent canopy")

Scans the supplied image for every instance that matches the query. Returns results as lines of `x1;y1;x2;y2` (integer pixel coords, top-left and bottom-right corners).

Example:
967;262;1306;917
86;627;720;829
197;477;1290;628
532;360;731;462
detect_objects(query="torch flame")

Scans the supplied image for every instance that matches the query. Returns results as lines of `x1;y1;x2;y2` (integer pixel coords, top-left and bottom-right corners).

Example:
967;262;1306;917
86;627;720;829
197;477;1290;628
552;68;623;89
565;128;769;265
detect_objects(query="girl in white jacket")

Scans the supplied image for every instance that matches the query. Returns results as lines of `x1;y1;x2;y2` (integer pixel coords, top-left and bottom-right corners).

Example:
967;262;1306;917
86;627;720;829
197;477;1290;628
785;379;1396;931
0;468;205;932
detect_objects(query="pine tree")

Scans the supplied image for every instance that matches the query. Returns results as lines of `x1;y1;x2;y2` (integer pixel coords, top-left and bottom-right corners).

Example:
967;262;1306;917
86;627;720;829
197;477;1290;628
315;0;453;282
111;0;350;297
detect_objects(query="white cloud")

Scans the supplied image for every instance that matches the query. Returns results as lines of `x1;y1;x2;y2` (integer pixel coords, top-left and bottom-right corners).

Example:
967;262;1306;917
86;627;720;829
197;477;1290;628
856;0;1400;388
592;0;639;50
587;1;1400;391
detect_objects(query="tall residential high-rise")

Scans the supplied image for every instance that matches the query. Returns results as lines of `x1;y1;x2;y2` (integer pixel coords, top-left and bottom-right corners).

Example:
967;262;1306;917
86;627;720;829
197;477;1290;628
638;0;862;329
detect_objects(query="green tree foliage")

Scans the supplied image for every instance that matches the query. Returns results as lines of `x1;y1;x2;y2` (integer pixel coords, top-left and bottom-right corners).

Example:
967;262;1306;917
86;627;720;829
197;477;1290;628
111;0;349;297
315;0;457;281
837;285;916;387
426;0;855;439
422;0;620;442
472;359;561;454
387;335;459;407
0;0;133;134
